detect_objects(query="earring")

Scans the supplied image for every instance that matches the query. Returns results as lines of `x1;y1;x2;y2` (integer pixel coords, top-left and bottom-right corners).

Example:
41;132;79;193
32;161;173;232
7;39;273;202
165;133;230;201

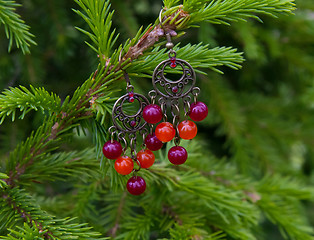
143;33;208;165
102;73;155;195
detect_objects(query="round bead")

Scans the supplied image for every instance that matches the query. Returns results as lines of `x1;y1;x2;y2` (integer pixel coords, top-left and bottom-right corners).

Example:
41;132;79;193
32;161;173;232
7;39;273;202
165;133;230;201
127;176;146;195
189;101;208;122
155;122;176;142
166;42;174;49
145;133;163;151
168;146;188;165
178;120;197;140
143;104;163;124
114;156;134;175
102;140;123;159
137;149;155;168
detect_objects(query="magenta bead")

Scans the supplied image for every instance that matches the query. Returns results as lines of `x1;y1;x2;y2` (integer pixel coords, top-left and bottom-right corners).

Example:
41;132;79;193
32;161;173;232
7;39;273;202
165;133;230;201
168;146;188;165
127;176;146;195
102;140;123;159
143;104;163;124
145;133;163;151
189;101;208;122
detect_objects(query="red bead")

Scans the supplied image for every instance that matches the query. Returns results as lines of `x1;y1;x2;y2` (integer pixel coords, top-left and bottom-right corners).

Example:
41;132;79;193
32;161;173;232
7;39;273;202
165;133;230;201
130;120;136;127
172;86;178;93
137;149;155;168
170;57;176;63
127;176;146;195
114;156;134;175
145;133;163;151
178;120;197;140
143;104;163;124
102;140;122;159
189;101;208;122
168;146;188;165
129;97;135;103
170;63;177;68
155;122;176;142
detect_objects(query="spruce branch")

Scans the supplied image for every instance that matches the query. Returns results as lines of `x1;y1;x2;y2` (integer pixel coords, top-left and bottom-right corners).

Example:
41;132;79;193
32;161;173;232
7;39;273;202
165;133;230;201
108;191;127;237
0;0;36;54
184;0;296;26
143;166;259;226
128;44;244;77
0;85;62;124
73;0;119;63
18;149;102;185
0;188;108;239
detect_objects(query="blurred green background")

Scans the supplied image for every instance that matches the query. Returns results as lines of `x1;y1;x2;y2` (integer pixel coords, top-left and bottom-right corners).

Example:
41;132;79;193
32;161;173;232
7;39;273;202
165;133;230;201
1;0;314;238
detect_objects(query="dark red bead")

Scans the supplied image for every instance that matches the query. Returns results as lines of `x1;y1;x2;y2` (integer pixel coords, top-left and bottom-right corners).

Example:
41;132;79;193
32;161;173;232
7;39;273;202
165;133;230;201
128;92;134;98
170;57;176;63
130;120;136;127
189;101;208;122
168;146;188;165
126;176;146;195
143;104;163;124
172;86;178;93
170;63;177;68
102;140;123;159
145;133;163;151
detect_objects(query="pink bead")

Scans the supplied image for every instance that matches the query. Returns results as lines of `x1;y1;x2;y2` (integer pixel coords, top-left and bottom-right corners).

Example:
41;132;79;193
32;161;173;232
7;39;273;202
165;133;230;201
189;101;208;122
127;176;146;195
145;133;163;151
102;140;123;159
168;146;188;165
143;104;163;124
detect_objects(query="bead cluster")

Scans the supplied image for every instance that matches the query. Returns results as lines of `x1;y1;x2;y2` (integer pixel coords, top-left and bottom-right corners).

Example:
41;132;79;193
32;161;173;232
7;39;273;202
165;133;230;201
102;139;155;195
102;89;153;195
142;101;208;165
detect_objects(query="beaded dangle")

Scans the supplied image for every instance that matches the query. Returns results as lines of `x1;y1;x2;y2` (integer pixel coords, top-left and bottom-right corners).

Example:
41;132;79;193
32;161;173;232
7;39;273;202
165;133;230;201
102;73;155;195
143;33;208;165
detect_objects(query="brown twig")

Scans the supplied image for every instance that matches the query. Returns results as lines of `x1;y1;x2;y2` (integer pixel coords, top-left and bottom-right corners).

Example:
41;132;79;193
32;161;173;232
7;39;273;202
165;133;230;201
109;191;128;237
3;194;54;239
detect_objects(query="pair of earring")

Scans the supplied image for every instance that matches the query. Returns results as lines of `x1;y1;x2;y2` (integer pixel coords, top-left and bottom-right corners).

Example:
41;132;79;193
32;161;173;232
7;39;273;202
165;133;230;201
102;33;208;195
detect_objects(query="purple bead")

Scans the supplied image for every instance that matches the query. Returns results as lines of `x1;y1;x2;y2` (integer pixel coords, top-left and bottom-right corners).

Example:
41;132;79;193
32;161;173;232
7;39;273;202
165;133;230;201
145;133;163;151
189;101;208;122
126;176;146;195
102;140;123;159
143;104;163;124
168;146;188;165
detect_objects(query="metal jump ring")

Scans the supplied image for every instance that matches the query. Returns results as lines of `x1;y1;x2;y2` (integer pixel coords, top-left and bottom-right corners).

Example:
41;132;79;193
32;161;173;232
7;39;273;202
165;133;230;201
133;159;142;172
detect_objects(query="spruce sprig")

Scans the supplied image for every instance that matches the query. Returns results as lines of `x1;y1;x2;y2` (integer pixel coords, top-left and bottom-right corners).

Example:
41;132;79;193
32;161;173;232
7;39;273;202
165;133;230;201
0;0;36;54
73;0;119;63
185;0;296;25
0;188;108;239
0;86;62;124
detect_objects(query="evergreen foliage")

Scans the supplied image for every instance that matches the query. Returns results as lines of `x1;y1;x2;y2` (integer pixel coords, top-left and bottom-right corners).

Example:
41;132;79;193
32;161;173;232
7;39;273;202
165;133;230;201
1;0;314;239
0;0;36;54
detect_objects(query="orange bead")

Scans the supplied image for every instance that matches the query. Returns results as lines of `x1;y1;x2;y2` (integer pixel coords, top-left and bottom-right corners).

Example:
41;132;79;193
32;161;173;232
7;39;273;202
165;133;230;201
137;149;155;168
178;120;197;140
155;122;176;142
114;156;134;175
